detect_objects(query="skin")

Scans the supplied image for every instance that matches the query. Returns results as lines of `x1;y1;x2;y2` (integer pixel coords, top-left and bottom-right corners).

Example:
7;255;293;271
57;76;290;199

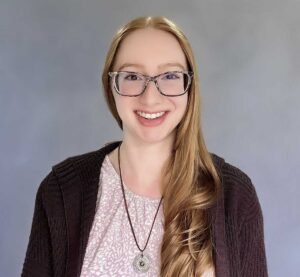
108;27;188;198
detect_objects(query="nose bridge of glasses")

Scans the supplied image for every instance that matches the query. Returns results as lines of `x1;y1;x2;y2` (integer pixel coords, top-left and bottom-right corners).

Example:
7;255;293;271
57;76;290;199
143;76;161;93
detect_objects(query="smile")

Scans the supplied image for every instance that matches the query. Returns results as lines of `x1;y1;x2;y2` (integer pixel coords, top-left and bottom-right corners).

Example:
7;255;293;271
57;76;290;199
136;111;166;119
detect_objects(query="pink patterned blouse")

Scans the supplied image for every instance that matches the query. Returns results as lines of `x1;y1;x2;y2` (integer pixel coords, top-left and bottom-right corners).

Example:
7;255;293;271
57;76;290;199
80;155;214;277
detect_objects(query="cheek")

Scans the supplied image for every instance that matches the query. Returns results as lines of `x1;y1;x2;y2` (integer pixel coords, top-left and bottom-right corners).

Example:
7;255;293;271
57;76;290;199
174;95;188;114
178;96;188;123
113;95;134;118
183;96;188;111
111;93;123;117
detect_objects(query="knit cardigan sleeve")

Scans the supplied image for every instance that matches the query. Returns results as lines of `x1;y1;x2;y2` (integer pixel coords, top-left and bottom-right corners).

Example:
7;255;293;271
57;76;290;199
21;172;56;277
222;161;268;277
238;183;268;277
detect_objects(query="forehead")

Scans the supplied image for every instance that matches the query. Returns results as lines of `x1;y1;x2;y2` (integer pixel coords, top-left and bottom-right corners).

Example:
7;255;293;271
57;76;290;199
113;28;187;71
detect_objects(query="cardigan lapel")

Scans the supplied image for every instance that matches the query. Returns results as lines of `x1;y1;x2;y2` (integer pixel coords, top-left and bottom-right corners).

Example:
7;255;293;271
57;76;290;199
70;141;121;277
52;159;83;277
211;154;231;277
76;141;121;276
53;141;121;277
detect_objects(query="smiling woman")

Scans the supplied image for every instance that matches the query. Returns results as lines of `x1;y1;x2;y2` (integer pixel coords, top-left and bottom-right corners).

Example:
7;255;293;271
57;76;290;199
21;16;268;277
106;27;189;145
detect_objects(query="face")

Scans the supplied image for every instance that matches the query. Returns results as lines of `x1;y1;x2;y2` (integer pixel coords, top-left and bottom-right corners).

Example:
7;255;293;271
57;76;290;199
111;27;189;145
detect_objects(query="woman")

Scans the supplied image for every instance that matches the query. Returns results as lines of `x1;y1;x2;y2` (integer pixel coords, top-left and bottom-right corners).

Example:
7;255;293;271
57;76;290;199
22;16;268;276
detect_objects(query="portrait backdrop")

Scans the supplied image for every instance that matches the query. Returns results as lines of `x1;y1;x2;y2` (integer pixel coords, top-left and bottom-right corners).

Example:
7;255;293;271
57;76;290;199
0;0;299;276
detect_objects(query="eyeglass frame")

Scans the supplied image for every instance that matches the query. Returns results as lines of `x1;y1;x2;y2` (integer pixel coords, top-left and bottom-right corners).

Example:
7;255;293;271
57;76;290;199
108;70;194;97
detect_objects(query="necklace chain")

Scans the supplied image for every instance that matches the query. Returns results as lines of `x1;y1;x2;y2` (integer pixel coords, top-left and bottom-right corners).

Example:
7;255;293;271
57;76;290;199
117;143;163;253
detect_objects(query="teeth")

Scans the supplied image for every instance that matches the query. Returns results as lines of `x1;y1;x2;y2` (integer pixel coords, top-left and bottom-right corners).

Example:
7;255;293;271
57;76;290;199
136;111;166;119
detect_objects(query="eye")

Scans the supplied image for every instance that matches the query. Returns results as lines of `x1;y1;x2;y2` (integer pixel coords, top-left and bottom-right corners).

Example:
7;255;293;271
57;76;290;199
163;72;180;80
123;73;142;81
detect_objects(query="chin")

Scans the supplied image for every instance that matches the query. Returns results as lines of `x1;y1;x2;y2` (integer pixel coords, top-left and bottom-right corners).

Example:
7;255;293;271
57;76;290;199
136;130;175;145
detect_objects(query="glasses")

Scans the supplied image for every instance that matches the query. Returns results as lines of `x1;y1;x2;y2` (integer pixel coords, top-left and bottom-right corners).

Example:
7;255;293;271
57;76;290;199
108;71;193;97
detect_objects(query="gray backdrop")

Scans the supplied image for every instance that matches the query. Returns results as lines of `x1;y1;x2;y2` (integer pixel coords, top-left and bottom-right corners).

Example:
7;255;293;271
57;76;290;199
1;0;299;276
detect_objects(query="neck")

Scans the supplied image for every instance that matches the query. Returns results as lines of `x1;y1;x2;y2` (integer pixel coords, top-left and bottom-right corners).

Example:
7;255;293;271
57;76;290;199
110;138;174;198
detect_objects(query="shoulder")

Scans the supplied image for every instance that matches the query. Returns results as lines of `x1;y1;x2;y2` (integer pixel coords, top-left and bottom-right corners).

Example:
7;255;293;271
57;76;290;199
51;141;121;178
211;153;263;223
37;141;121;204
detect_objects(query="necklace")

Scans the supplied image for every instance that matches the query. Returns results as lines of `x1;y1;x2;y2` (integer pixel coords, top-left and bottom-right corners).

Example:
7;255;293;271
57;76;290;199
117;144;163;273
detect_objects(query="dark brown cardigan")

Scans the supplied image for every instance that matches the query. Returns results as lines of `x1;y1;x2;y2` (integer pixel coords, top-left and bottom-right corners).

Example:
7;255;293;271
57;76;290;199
21;141;268;276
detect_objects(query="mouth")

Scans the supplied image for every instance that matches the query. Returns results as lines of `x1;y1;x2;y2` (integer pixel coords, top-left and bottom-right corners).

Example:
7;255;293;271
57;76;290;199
135;110;168;120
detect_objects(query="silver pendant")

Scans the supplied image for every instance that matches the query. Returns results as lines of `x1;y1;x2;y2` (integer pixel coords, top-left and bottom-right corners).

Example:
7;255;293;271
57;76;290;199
133;252;151;273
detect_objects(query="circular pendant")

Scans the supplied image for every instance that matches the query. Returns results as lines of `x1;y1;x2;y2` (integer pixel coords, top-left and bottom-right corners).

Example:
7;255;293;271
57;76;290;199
133;252;151;273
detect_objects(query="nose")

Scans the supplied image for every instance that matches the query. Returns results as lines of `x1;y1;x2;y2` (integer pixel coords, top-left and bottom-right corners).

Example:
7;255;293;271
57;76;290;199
139;80;163;105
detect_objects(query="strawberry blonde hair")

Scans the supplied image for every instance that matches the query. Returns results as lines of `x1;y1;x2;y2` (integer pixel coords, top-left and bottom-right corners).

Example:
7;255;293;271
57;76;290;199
102;16;221;276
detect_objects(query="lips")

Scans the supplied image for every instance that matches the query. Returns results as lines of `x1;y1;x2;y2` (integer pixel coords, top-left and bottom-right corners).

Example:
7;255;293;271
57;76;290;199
135;110;169;127
135;110;166;119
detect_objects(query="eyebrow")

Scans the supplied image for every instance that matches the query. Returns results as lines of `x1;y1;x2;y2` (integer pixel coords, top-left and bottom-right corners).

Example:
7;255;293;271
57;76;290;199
117;62;186;71
158;62;186;71
118;63;144;71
